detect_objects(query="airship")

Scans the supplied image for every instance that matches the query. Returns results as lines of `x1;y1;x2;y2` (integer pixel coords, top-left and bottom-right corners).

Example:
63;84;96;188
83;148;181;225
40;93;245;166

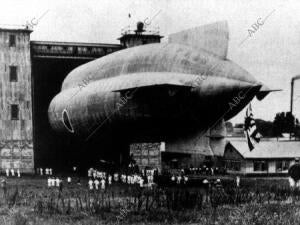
48;21;272;161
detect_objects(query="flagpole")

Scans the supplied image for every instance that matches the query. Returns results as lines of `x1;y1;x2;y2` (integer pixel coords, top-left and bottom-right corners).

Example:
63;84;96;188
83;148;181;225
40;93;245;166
290;75;300;140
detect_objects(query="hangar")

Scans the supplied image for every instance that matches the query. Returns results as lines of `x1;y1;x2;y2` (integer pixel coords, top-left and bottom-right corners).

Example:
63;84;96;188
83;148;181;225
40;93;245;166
0;24;162;173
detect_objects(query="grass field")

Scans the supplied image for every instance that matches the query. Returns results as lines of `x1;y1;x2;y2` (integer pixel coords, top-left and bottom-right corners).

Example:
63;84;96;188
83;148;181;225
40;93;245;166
0;176;300;225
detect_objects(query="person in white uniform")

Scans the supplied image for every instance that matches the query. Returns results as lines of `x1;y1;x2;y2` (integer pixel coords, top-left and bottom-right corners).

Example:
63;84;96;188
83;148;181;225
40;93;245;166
183;176;188;184
11;169;15;177
55;178;60;187
101;179;106;190
114;173;118;182
47;178;51;187
139;177;144;188
171;175;175;184
236;176;240;187
177;175;182;184
5;169;9;177
108;175;112;185
94;179;100;190
88;179;94;190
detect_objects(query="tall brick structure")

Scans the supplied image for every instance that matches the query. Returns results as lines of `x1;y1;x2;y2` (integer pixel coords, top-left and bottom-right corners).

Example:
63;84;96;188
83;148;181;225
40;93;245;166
0;27;34;173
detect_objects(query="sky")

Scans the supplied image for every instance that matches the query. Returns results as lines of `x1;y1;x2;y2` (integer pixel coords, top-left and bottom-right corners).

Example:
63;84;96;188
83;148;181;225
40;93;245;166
1;0;300;124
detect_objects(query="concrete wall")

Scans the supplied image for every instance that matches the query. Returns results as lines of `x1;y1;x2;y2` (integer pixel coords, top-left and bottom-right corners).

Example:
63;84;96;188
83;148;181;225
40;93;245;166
130;142;162;171
0;29;33;173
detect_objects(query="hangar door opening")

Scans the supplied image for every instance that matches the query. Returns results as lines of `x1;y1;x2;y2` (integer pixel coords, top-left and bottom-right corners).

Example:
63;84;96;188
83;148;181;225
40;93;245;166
30;41;123;172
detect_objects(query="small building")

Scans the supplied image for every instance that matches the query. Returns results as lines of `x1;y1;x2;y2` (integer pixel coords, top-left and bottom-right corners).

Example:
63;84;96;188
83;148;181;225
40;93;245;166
118;22;162;48
224;138;300;175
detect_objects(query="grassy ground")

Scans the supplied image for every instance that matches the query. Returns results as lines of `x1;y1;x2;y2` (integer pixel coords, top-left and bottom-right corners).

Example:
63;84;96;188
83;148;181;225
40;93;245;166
0;176;299;225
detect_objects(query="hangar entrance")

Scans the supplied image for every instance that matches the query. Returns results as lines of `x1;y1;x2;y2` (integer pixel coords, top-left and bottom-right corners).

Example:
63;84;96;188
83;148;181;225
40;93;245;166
30;41;123;173
30;27;163;174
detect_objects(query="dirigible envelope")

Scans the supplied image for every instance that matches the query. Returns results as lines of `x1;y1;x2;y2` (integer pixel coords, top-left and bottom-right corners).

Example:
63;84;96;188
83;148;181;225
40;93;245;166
48;21;273;137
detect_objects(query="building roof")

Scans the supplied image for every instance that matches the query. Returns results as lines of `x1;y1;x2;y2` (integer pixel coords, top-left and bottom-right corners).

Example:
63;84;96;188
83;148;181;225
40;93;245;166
0;25;32;33
228;140;300;159
31;40;121;48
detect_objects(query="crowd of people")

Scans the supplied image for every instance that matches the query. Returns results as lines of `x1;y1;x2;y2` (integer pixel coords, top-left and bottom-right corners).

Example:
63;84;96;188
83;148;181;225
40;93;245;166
86;167;159;190
36;163;231;191
87;168;111;190
4;160;300;206
1;167;54;178
174;166;227;176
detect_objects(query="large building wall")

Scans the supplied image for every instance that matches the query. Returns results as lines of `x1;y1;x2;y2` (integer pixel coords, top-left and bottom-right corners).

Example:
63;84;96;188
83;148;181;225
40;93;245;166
0;28;33;173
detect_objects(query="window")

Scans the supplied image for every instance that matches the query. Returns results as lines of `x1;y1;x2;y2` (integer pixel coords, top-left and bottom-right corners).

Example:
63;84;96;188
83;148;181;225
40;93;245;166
9;34;16;47
225;160;241;171
11;104;19;120
253;161;268;171
26;101;30;109
62;109;74;133
276;160;290;172
9;66;17;82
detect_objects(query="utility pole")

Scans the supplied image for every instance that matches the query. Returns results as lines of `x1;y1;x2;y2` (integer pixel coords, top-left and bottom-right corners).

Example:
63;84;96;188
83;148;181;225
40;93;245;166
291;75;300;139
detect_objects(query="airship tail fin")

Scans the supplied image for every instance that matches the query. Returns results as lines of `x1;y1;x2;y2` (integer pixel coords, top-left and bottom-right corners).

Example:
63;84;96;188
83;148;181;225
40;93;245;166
168;21;229;59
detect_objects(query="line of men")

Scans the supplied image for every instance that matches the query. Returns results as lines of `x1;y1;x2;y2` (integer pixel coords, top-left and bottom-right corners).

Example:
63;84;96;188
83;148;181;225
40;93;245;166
171;174;189;185
36;168;53;176
87;168;112;190
5;168;21;177
119;173;145;187
47;177;63;187
88;168;110;180
86;168;157;190
185;166;226;176
88;178;107;190
118;168;158;187
118;167;159;188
